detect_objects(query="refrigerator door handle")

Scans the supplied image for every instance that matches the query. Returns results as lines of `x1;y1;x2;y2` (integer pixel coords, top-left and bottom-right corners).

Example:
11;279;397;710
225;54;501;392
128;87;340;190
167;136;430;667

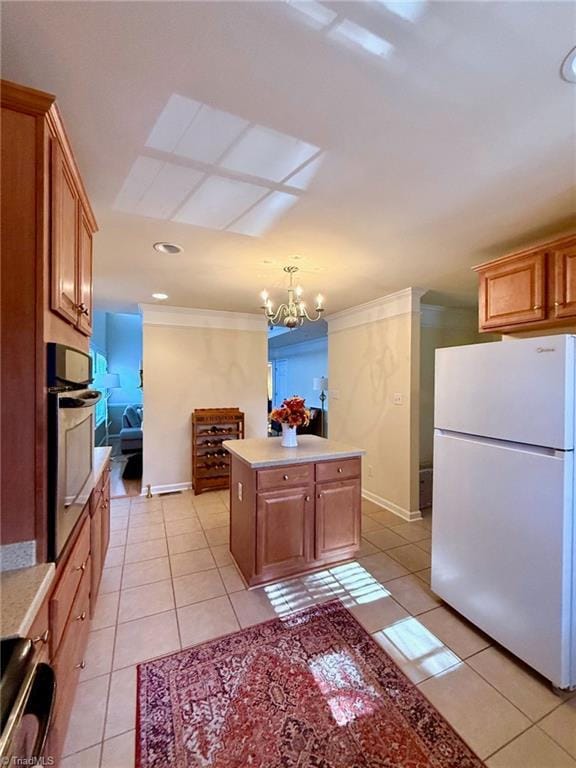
434;429;563;458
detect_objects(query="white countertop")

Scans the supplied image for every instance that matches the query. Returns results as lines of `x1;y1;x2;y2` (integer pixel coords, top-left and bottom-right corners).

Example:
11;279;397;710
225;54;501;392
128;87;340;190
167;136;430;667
93;446;112;483
223;435;365;468
0;563;55;639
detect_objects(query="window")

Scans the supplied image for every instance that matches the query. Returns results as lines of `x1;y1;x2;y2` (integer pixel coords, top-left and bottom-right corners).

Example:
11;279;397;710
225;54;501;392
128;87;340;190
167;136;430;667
90;348;108;427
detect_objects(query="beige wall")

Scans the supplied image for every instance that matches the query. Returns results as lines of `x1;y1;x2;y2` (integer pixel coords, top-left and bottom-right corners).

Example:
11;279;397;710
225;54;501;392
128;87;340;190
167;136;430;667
419;306;499;466
328;298;421;519
143;321;268;491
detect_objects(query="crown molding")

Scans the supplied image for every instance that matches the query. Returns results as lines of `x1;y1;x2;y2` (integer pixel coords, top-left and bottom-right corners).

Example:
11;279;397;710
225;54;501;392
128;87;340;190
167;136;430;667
326;288;426;334
139;303;267;332
420;304;478;330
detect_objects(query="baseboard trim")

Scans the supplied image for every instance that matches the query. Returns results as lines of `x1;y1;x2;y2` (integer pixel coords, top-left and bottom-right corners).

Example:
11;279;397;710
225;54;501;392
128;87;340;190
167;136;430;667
362;489;422;521
146;481;193;496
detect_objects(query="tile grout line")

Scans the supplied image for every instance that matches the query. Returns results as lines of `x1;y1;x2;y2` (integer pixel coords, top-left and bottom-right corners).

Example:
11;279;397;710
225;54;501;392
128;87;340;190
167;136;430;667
163;498;184;651
98;499;131;767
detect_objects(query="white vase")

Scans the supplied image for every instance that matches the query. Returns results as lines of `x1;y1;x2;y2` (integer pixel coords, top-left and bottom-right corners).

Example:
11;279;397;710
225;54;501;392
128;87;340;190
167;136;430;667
281;423;298;447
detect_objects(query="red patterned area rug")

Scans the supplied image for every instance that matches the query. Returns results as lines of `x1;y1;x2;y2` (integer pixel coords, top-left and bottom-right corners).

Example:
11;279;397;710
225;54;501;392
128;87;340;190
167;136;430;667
136;599;484;768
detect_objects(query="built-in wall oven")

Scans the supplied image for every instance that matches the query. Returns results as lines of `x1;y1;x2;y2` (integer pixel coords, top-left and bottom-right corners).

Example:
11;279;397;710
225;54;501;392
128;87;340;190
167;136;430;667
47;344;101;560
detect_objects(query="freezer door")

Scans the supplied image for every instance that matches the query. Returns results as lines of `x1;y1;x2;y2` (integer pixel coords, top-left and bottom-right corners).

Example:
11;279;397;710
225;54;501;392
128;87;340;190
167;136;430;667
432;431;574;688
435;335;574;449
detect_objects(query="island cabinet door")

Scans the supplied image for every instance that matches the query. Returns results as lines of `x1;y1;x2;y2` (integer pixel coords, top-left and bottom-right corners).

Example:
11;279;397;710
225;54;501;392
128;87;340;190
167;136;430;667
315;479;361;561
256;487;314;580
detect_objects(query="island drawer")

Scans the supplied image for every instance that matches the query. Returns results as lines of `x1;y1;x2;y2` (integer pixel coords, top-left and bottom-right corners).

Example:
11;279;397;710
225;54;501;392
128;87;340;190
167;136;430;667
316;458;361;483
257;463;314;491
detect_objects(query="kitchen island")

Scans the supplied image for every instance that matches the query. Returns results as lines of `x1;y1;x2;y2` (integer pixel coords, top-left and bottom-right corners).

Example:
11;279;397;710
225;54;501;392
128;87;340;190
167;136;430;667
223;435;364;587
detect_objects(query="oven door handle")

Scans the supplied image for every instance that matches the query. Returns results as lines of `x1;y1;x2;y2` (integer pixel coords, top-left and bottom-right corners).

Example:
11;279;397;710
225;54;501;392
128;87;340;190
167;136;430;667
22;663;56;760
59;390;102;408
0;662;55;761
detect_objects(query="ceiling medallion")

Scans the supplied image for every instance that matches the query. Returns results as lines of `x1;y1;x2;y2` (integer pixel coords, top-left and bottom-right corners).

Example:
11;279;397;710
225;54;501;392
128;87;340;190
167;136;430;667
260;266;324;329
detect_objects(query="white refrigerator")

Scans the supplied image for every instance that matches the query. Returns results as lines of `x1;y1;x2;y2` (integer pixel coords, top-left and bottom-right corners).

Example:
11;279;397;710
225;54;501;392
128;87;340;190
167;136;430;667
432;334;575;690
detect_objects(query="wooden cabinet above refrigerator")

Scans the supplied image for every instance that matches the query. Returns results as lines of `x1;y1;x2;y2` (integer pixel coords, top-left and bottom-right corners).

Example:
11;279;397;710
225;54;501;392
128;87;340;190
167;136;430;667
473;234;576;334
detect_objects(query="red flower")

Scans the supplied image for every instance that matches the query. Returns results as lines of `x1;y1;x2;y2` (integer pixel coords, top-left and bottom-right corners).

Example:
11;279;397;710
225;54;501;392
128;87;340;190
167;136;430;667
270;396;310;427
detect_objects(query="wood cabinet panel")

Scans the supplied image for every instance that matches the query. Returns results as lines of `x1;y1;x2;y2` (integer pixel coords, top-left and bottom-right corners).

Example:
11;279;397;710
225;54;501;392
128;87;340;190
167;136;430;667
257;463;314;491
51;139;79;326
554;242;576;319
315;458;361;484
101;474;111;560
478;251;546;330
315;479;361;561
49;515;90;655
28;596;51;665
76;207;93;335
50;563;91;764
256;487;314;579
90;503;102;615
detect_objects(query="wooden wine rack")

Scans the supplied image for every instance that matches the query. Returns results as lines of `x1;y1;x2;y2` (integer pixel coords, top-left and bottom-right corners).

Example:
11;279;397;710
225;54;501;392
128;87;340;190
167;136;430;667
191;408;245;495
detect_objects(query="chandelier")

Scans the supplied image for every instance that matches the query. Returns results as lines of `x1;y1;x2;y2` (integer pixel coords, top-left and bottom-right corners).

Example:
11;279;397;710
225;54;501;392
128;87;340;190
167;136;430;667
260;266;325;329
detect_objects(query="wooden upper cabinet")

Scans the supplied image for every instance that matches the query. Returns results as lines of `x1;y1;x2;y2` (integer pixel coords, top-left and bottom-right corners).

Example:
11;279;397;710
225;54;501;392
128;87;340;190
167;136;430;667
474;235;576;333
553;242;576;320
51;140;80;326
477;250;546;331
77;207;93;335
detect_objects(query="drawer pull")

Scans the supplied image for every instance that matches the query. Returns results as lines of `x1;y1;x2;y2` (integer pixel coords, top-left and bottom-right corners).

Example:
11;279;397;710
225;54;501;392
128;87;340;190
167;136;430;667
283;474;289;481
32;629;49;645
76;611;87;622
75;560;87;573
337;467;343;473
75;660;86;670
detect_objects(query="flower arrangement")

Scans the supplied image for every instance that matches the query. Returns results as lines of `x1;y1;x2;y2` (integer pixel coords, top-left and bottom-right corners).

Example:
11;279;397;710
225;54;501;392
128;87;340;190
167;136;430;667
270;396;310;429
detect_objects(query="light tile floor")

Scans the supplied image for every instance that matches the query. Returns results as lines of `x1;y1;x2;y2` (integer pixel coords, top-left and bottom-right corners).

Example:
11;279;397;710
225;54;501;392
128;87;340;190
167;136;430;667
61;492;576;768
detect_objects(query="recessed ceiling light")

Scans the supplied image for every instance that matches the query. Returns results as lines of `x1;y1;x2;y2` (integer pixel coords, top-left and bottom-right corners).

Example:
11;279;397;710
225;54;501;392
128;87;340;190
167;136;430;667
561;46;576;83
152;293;169;300
153;242;183;254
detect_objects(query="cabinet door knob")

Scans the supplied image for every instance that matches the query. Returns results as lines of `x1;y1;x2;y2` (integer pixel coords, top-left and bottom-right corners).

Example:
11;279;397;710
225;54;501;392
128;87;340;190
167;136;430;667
75;660;86;670
76;611;87;622
533;305;542;310
75;560;87;572
337;467;343;473
555;301;562;307
317;493;321;499
283;474;289;481
32;629;49;645
305;495;310;502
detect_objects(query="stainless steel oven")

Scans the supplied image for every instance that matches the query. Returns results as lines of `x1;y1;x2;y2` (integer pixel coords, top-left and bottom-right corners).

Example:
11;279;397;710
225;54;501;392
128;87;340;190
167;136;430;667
47;344;101;560
0;638;56;764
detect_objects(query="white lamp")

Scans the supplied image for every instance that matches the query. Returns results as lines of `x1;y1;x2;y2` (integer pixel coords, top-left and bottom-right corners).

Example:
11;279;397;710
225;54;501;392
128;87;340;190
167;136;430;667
93;372;120;446
313;377;328;438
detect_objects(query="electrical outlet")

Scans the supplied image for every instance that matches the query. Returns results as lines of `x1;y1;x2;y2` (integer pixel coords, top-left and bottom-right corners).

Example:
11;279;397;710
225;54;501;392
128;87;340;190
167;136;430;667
393;392;403;406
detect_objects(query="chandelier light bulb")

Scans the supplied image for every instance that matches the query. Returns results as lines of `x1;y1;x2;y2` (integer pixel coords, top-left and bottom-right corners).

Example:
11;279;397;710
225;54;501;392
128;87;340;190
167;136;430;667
295;285;303;299
316;294;324;309
260;290;269;304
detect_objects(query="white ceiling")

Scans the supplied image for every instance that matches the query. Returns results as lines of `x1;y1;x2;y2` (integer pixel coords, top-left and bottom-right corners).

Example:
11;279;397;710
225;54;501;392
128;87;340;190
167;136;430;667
2;1;575;314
